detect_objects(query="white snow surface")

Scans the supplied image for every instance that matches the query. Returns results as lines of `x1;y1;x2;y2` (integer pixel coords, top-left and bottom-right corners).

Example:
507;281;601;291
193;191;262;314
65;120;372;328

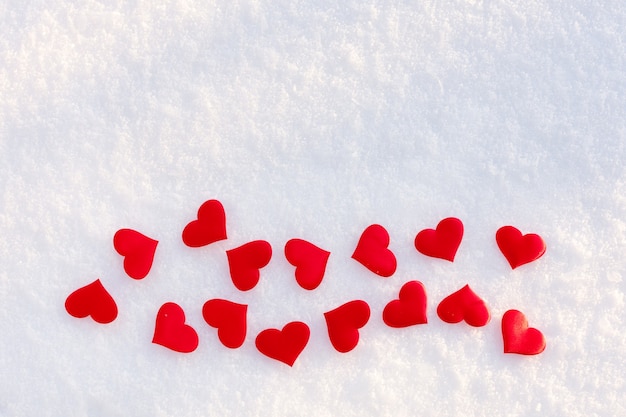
1;1;625;416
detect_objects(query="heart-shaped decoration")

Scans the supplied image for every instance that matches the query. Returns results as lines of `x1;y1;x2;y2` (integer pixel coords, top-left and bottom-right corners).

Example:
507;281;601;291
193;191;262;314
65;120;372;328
255;321;310;366
351;224;396;277
284;238;331;290
414;217;463;262
502;309;546;355
202;299;247;349
65;279;118;324
383;281;428;328
152;302;199;353
182;199;227;247
113;228;158;280
324;300;371;353
437;284;490;327
496;226;546;269
226;240;272;291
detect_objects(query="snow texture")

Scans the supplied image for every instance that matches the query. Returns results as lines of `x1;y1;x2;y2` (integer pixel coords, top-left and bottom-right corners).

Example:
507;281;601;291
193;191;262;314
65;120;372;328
1;1;625;416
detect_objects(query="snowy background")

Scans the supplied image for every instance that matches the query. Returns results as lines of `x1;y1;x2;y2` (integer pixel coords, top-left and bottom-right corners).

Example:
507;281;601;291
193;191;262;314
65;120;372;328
1;1;625;416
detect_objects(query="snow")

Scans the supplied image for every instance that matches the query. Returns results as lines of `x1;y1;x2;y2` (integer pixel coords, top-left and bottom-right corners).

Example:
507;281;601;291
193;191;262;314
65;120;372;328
1;1;625;416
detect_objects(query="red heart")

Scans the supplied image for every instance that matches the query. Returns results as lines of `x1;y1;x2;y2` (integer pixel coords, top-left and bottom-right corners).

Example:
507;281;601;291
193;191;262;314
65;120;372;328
202;299;247;349
496;226;546;269
437;284;490;327
351;224;396;277
113;229;158;280
502;309;546;355
226;240;272;291
414;217;463;262
284;238;331;290
255;321;310;366
324;300;371;353
383;281;428;328
65;279;118;324
152;302;199;353
182;199;227;247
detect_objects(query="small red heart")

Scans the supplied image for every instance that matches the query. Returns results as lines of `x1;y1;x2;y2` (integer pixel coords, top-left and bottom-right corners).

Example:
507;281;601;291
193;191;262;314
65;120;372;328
202;299;247;349
182;199;227;247
351;224;396;277
437;284;490;327
255;321;310;366
414;217;463;262
152;302;199;353
496;226;546;269
502;309;546;355
113;229;158;280
284;239;330;290
65;279;118;324
324;300;371;353
226;240;272;291
383;281;428;328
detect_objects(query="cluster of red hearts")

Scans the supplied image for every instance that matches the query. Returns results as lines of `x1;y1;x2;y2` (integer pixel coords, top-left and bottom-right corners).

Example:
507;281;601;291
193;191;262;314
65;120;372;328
65;199;547;366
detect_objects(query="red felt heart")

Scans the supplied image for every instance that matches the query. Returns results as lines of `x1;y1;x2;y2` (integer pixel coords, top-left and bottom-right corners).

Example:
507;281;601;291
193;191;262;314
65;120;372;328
113;229;158;280
284;238;330;290
324;300;371;353
437;284;490;327
255;321;310;366
182;199;227;247
152;302;199;353
414;217;463;262
226;240;272;291
65;279;118;324
351;224;396;277
383;281;428;328
496;226;546;269
202;299;247;349
502;309;546;355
